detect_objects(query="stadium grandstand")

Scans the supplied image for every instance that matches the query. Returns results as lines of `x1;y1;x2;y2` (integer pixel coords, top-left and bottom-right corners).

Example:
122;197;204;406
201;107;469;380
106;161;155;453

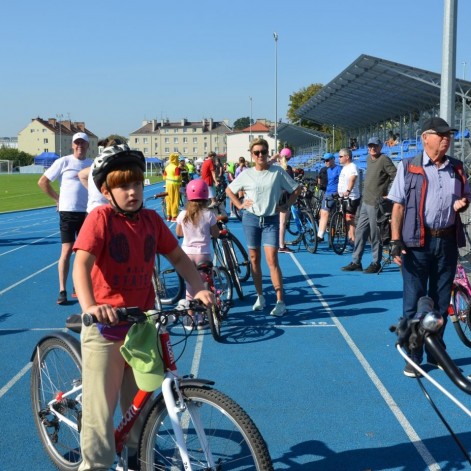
276;54;471;177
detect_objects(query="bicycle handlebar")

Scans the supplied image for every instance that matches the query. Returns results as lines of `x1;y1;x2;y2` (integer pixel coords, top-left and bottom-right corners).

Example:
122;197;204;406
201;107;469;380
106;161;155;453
391;295;471;394
82;300;207;327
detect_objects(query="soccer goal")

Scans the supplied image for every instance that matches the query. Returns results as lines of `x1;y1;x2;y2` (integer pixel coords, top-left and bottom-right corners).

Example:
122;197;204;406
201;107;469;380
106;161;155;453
0;160;13;173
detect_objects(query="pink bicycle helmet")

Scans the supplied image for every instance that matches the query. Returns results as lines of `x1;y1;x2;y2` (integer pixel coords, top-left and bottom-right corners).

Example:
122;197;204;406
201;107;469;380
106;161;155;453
280;148;292;159
186;179;209;200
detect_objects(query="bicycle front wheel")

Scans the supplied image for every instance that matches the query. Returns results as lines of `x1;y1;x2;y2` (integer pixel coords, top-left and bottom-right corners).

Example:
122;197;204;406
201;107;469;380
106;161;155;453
153;254;185;305
329;211;348;255
227;233;250;282
300;210;318;254
139;386;273;471
223;239;244;300
451;285;471;347
30;337;83;471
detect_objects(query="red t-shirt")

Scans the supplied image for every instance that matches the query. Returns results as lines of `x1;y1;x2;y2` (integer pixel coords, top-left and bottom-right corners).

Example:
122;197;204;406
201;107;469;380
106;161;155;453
200;159;215;186
74;205;178;311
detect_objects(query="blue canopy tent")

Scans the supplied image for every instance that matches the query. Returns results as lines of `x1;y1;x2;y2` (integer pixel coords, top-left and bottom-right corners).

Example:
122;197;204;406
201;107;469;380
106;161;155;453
34;152;60;168
145;157;163;176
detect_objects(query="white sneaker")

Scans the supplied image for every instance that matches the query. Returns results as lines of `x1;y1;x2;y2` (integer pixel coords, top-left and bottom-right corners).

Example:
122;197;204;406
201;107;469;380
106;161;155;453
230;212;237;218
252;295;266;311
270;301;286;317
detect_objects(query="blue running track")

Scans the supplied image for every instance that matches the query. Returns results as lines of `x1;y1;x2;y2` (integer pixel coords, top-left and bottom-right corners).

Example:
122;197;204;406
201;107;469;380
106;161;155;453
1;182;471;470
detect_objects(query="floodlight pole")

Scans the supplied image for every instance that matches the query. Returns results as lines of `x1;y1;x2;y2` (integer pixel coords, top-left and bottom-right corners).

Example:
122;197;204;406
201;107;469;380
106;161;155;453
56;113;63;157
249;96;253;142
273;32;278;154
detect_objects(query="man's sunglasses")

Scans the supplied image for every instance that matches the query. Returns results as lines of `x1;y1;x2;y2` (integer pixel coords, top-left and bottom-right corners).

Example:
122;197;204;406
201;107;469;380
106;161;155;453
253;149;268;157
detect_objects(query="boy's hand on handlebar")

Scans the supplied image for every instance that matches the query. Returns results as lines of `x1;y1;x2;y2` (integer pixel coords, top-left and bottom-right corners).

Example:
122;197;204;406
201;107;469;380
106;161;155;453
84;304;119;325
194;290;215;307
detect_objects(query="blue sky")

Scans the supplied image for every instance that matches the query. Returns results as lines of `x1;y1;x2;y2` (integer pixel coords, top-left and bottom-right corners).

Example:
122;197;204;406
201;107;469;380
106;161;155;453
2;0;471;139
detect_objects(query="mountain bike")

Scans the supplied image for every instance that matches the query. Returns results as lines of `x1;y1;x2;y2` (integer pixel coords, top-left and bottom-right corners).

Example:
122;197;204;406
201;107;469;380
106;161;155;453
30;302;273;471
448;261;471;348
212;216;250;299
328;196;348;255
392;296;471;466
284;198;318;253
195;260;233;341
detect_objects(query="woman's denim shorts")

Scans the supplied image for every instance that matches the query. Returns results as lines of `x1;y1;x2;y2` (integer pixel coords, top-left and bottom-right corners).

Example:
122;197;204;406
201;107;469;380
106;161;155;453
241;211;279;249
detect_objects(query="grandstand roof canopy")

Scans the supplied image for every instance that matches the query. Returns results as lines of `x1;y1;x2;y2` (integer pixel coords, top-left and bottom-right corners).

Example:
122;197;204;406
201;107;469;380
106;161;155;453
273;123;328;147
296;54;471;131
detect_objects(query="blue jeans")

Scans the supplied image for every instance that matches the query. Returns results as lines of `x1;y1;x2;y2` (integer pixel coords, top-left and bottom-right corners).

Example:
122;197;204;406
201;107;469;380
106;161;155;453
402;233;458;361
242;211;279;249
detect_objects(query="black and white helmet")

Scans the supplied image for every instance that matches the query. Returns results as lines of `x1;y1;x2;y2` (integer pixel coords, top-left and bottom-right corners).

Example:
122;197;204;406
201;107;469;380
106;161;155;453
92;144;146;189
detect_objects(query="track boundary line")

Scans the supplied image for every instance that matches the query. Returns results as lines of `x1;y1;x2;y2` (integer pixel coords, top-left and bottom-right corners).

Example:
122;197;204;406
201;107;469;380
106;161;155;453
289;253;441;471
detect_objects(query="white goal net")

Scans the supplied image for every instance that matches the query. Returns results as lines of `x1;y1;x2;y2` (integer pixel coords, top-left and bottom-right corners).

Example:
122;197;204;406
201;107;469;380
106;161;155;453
0;160;13;173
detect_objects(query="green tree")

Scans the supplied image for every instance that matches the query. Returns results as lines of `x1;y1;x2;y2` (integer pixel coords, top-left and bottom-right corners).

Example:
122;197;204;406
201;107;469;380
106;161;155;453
0;148;34;167
287;83;323;129
232;117;253;130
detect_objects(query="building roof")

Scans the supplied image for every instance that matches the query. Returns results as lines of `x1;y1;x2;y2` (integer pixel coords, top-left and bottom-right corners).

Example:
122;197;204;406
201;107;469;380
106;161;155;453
241;122;271;133
130;119;231;135
296;54;471;131
33;117;97;138
272;123;329;147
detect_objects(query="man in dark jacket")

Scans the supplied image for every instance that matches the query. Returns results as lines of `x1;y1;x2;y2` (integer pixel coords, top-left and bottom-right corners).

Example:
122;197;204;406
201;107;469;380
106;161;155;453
388;117;471;377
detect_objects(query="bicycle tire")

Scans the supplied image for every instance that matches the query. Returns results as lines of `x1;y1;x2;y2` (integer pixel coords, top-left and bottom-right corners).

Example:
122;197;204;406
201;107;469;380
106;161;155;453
234;197;244;221
153;254;185;305
329;211;348;255
451;285;471;347
285;210;300;236
213;265;233;318
161;198;168;220
30;337;83;471
227;233;250;282
139;385;274;471
223;239;244;299
205;282;223;341
301;209;318;254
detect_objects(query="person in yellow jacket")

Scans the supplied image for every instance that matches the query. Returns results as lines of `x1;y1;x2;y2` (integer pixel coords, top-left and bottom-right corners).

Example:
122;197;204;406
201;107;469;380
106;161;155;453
163;153;182;221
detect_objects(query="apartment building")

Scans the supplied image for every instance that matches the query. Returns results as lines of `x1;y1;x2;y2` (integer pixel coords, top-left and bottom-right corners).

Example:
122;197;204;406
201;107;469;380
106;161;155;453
18;117;98;157
129;118;231;160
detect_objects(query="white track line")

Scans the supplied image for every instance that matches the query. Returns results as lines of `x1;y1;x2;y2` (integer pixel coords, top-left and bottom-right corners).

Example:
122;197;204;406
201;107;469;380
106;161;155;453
0;261;57;295
0;363;31;400
289;254;441;471
0;232;59;256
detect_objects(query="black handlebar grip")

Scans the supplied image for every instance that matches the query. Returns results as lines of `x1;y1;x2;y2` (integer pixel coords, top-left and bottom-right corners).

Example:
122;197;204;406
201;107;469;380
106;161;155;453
82;313;97;326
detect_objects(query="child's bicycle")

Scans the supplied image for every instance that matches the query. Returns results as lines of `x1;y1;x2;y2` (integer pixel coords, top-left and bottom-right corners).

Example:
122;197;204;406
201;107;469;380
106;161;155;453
195;260;233;341
448;260;471;347
30;301;273;470
392;296;471;466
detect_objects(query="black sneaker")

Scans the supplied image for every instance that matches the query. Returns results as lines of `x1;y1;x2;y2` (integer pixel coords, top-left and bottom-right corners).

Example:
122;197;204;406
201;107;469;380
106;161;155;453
427;357;444;371
316;236;324;242
404;362;422;378
341;262;363;272
57;290;67;305
363;262;381;274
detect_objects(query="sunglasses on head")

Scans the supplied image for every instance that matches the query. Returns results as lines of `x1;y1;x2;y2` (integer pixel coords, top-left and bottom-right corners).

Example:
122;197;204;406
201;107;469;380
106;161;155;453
253;149;268;157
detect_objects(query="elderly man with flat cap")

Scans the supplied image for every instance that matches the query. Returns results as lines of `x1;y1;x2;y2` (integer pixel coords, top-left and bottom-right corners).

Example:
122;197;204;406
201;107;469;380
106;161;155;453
388;117;471;377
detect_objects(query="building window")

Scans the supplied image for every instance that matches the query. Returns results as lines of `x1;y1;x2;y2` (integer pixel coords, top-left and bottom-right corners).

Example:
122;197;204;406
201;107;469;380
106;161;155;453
135;138;140;144
44;148;49;152
143;137;148;144
31;129;35;133
164;129;169;133
144;148;149;154
193;137;198;143
164;147;170;153
174;129;178;133
215;147;219;153
173;147;179;152
164;138;170;144
183;137;188;143
44;138;48;144
155;143;158;149
183;147;188;153
173;137;178;143
192;128;197;132
193;147;198;153
183;128;187;133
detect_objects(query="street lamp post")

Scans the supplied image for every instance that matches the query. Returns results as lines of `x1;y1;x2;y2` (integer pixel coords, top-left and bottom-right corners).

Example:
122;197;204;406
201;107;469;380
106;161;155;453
273;32;278;154
56;113;63;156
249;96;253;142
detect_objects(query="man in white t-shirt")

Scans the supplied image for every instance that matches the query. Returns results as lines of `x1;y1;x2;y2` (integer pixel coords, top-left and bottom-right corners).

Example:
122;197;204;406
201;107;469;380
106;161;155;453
38;132;93;304
337;148;361;244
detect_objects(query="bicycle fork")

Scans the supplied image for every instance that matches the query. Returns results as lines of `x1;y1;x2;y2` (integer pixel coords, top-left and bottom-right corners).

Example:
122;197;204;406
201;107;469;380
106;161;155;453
160;330;216;470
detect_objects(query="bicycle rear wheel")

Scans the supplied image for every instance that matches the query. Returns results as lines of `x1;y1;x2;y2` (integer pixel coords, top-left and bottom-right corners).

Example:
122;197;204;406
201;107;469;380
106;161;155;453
213;265;233;318
234;197;244;221
223;239;244;300
300;210;318;254
153;254;185;305
451;285;471;347
30;336;82;471
285;210;300;236
227;233;250;282
329;211;348;255
139;386;273;471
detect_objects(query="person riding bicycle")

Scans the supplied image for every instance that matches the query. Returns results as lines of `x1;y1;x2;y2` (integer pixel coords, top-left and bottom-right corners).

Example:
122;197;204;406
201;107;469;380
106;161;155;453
72;144;213;470
176;179;220;330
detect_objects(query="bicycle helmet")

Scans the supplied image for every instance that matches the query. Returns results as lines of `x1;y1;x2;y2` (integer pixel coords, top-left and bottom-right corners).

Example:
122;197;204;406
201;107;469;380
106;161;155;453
186;179;209;201
280;148;292;159
92;144;146;190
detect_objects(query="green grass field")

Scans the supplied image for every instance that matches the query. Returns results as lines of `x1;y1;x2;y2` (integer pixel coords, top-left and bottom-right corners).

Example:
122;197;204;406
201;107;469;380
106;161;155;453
0;174;163;213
